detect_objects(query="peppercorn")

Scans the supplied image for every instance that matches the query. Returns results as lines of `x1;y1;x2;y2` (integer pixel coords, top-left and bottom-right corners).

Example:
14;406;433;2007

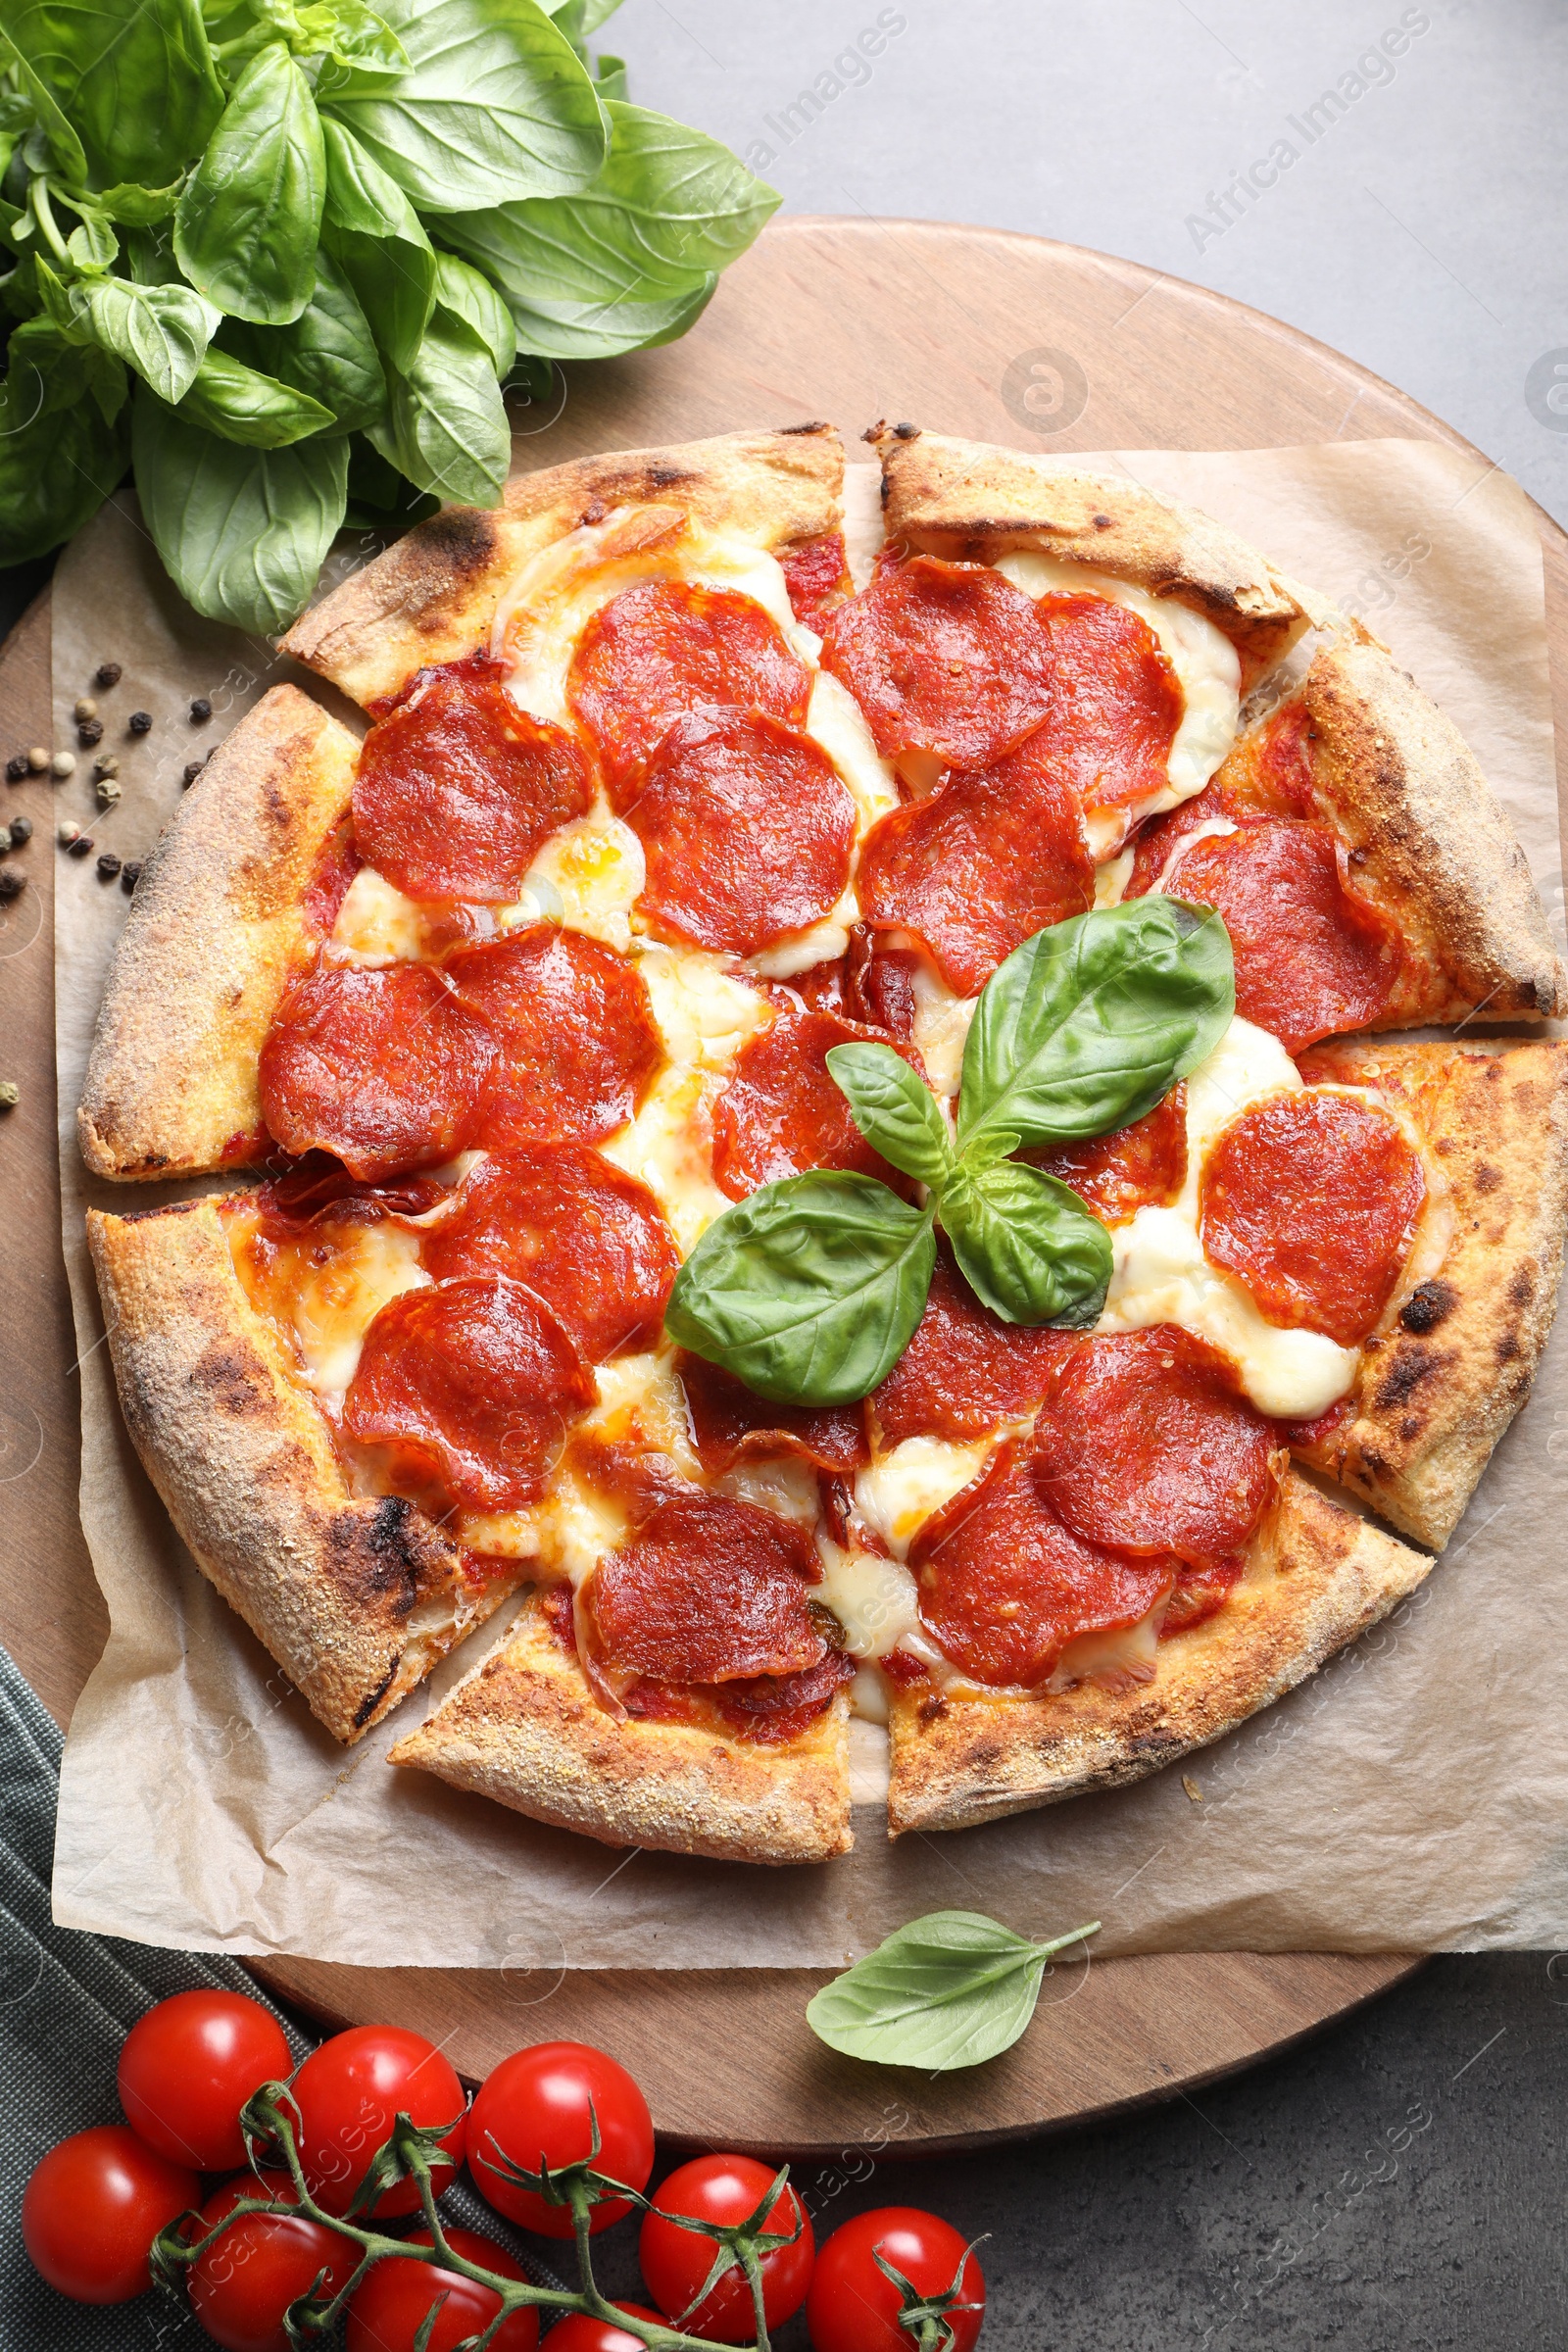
0;1080;17;1109
182;760;205;786
5;754;27;782
67;833;93;858
11;816;31;847
189;697;212;723
50;751;75;779
78;716;104;747
95;777;122;810
58;820;79;847
128;710;153;735
92;752;120;781
121;859;142;894
26;746;48;772
96;851;121;880
0;869;24;901
74;698;97;724
95;662;122;690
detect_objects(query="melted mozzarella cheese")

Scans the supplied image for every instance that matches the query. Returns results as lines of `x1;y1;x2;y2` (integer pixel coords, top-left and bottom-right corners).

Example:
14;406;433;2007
994;550;1242;835
814;1539;923;1657
637;947;767;1072
510;811;641;949
855;1436;992;1559
805;668;901;829
601;1062;731;1254
327;867;438;966
285;1224;429;1401
908;962;976;1101
719;1454;821;1526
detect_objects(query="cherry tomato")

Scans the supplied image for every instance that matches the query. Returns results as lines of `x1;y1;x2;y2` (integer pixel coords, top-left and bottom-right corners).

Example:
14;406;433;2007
543;2305;665;2351
22;2124;199;2304
345;2224;538;2352
468;2041;653;2239
118;1989;294;2171
289;2025;466;2218
639;2155;814;2344
806;2207;984;2352
187;2172;358;2352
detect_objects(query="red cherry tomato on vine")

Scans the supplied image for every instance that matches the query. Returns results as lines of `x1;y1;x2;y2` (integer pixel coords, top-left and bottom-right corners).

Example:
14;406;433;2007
22;2125;199;2304
468;2041;653;2239
118;1988;294;2170
543;2306;665;2351
345;2224;539;2352
187;2171;358;2352
639;2154;814;2344
806;2207;984;2352
290;2025;466;2217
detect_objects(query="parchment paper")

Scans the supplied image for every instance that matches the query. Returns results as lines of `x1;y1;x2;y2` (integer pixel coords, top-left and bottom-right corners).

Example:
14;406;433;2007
48;440;1568;1965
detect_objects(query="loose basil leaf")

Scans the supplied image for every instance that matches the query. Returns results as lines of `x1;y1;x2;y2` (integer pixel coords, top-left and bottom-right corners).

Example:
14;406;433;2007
0;328;126;561
3;0;220;190
175;43;324;325
957;900;1235;1158
318;0;607;213
939;1160;1111;1329
666;1173;937;1409
807;1912;1101;2071
826;1041;953;1193
178;348;335;446
366;310;509;506
132;386;348;631
319;120;435;369
432;250;516;378
41;263;218;405
222;249;384;432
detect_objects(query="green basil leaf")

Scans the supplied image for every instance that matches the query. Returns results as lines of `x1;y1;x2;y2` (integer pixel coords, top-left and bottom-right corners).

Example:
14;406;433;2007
175;43;324;324
366;309;509;506
132;384;347;631
0;329;125;560
64;210;118;269
0;29;88;186
807;1912;1100;2071
45;267;219;404
319;121;435;370
940;1160;1112;1329
316;0;410;79
2;0;220;189
957;900;1235;1158
178;347;334;446
444;255;715;362
222;248;384;432
343;429;438;527
88;179;183;223
666;1173;937;1409
319;0;607;212
826;1041;953;1192
592;53;627;104
432;250;516;377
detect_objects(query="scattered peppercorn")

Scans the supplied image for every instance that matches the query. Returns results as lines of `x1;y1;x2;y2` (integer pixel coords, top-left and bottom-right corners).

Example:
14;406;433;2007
128;710;153;736
95;776;122;808
67;833;93;858
121;860;142;894
92;752;120;781
74;698;97;724
78;716;104;747
189;697;212;723
11;817;31;847
0;869;24;901
96;852;122;880
5;754;27;782
0;1080;18;1109
58;820;80;847
26;747;49;772
95;662;122;688
50;751;75;779
182;760;205;786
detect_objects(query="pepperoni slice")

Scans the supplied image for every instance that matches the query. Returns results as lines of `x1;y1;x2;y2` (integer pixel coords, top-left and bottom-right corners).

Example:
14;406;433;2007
343;1275;594;1511
565;580;810;807
1160;821;1398;1052
352;656;592;904
259;962;498;1181
790;929;920;1040
423;1146;679;1361
677;1350;868;1475
254;1162;447;1228
857;728;1094;995
710;1004;928;1199
446;926;663;1151
712;1646;856;1741
588;1492;825;1683
1031;1328;1280;1570
818;556;1058;769
870;1246;1076;1447
626;711;856;956
1162;1553;1246;1637
1032;592;1182;817
779;532;851;628
1026;1086;1188;1224
1200;1091;1425;1346
911;1440;1174;1689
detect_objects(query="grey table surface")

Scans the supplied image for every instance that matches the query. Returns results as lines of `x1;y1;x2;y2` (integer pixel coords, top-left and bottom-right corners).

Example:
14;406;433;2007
6;4;1567;2345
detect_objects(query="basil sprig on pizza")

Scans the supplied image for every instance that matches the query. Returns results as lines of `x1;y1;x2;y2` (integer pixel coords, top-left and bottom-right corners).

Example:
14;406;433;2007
77;422;1568;1869
668;900;1235;1402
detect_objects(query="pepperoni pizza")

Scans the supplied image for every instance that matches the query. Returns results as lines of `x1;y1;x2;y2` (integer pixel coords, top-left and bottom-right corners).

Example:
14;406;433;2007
79;424;1568;1862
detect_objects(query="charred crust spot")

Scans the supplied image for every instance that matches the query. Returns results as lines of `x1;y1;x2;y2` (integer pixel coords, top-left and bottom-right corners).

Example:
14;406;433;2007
1399;1279;1458;1334
893;421;919;439
412;507;498;583
353;1657;399;1730
123;1198;201;1222
193;1341;265;1416
327;1496;445;1616
1496;1332;1521;1364
917;1692;948;1726
879;476;890;507
1093;513;1112;528
780;419;831;435
581;497;608;525
1360;1447;1390;1477
860;423;884;445
1473;1161;1502;1195
645;463;697;491
1374;1348;1434;1411
1508;1267;1535;1310
1399;1416;1424;1442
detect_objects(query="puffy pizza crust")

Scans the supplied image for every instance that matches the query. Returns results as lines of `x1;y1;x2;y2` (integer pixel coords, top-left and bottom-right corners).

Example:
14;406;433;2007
282;423;846;709
867;424;1309;688
87;1198;519;1743
389;1590;854;1865
1293;1038;1568;1549
885;1469;1428;1835
79;685;359;1182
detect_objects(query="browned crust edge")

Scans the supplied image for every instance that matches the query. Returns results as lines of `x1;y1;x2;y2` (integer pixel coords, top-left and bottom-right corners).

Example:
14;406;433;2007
389;1592;855;1866
77;685;359;1182
282;424;846;709
86;1198;517;1744
867;424;1309;688
886;1471;1429;1835
1294;1038;1568;1548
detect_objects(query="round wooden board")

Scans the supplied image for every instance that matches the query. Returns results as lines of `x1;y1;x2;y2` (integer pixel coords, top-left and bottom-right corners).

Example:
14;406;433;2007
19;212;1568;2154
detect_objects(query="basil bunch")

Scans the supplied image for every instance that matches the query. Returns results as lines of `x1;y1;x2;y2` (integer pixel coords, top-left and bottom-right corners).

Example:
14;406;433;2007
666;899;1235;1406
0;0;778;631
